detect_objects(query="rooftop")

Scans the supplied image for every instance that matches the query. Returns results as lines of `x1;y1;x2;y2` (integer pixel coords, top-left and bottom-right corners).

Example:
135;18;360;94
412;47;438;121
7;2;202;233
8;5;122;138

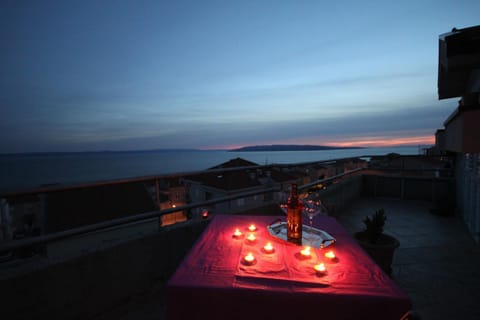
208;157;260;169
85;196;480;320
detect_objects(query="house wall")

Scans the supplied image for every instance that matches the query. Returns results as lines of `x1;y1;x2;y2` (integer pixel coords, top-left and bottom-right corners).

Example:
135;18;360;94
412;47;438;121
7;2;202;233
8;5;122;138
187;183;268;215
456;153;480;243
9;198;41;238
0;199;12;241
168;186;187;206
445;108;480;153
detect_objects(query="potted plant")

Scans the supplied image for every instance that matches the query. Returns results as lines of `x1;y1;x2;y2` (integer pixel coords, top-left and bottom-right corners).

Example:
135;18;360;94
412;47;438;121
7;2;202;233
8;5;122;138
354;209;400;276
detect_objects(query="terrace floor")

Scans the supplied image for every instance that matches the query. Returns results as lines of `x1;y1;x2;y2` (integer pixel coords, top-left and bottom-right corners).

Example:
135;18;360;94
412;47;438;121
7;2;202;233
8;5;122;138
337;197;480;320
91;196;480;320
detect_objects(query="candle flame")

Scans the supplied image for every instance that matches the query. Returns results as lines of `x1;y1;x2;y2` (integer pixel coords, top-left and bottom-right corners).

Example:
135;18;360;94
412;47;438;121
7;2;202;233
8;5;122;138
244;252;255;262
248;224;257;232
300;246;311;256
315;263;326;272
233;228;242;237
264;242;273;252
247;233;256;241
325;250;335;259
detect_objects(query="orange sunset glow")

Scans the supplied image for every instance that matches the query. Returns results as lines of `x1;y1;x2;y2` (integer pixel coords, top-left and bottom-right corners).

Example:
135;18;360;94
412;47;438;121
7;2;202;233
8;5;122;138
321;135;435;148
205;134;435;151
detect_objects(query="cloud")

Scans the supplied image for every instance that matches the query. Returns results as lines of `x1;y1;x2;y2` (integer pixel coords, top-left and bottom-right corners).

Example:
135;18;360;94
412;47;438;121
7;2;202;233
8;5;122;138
80;100;454;151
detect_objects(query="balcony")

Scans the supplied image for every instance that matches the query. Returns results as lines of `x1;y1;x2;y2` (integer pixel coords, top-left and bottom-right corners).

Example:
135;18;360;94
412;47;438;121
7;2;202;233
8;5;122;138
1;156;479;320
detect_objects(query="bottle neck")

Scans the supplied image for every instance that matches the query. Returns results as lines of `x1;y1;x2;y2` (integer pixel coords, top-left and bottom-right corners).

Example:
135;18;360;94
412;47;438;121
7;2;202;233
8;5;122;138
289;184;299;208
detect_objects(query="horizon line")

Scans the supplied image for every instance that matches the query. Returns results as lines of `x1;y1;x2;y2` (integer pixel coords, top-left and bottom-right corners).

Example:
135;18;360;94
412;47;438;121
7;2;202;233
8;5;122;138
1;143;433;156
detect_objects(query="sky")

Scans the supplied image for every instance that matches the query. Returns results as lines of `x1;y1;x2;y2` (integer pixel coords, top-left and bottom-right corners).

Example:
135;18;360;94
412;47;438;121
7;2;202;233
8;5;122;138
1;0;479;153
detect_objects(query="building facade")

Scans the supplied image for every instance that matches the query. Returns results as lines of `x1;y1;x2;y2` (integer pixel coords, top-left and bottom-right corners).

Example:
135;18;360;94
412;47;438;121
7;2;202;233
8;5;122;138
436;25;480;242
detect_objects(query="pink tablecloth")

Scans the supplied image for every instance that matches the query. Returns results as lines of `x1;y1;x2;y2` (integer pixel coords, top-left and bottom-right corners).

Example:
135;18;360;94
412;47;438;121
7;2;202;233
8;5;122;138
166;215;411;320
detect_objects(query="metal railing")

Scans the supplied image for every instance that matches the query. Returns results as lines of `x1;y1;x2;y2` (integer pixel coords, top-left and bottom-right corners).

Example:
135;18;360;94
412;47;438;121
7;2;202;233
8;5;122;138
0;185;282;253
299;168;363;191
0;167;367;254
0;154;453;255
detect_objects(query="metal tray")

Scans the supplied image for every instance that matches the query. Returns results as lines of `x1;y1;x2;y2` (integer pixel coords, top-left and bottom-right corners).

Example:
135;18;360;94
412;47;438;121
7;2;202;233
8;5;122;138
267;221;336;248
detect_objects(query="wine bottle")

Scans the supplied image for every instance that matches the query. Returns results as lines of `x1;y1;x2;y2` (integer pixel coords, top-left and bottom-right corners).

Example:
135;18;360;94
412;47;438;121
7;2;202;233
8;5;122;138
287;183;302;245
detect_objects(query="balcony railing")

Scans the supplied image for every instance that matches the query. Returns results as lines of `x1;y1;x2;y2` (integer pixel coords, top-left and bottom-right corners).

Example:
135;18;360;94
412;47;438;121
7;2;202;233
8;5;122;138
0;170;366;256
0;155;453;257
0;155;456;320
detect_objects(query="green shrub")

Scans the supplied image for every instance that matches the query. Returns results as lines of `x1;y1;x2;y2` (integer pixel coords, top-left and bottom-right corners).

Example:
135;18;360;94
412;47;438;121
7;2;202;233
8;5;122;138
363;209;386;244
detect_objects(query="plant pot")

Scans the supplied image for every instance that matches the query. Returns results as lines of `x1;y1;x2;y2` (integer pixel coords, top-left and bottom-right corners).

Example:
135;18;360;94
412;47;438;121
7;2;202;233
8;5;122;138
354;231;400;276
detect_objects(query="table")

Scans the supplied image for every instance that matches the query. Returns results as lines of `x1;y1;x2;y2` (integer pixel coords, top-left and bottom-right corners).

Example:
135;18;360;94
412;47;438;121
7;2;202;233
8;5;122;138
166;215;411;320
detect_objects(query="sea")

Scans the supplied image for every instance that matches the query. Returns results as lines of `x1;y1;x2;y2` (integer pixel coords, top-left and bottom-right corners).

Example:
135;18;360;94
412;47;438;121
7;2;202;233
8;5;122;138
0;146;423;192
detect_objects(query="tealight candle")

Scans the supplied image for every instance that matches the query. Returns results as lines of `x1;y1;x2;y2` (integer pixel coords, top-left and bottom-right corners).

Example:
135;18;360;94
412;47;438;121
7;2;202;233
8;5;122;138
314;263;327;275
325;250;336;261
248;224;257;232
300;246;311;258
202;210;209;219
233;228;243;239
263;242;275;254
246;233;256;243
243;252;256;265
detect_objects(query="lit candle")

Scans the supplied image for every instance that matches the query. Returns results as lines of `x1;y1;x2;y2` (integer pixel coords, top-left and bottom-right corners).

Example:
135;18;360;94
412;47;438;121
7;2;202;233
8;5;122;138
243;252;256;265
248;224;257;232
263;242;275;254
324;250;336;260
314;263;327;275
233;228;243;239
246;233;256;243
300;246;311;258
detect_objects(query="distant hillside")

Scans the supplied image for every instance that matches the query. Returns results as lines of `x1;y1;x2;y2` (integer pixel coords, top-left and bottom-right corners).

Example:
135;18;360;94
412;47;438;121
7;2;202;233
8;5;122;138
229;145;364;152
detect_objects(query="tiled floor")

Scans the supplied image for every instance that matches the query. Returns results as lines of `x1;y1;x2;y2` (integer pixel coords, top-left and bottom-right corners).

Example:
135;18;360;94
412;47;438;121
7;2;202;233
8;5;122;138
336;197;480;320
95;196;480;320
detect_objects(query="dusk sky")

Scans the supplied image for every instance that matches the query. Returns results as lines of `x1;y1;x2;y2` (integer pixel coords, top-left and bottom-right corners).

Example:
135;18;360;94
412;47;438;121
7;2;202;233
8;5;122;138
1;1;479;153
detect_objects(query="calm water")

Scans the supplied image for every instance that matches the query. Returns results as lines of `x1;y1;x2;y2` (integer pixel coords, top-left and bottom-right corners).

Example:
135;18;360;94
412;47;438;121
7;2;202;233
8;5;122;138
0;146;422;192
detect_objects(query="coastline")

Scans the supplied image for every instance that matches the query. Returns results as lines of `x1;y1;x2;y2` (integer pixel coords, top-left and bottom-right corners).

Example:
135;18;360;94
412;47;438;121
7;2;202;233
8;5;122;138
228;144;364;152
0;146;422;192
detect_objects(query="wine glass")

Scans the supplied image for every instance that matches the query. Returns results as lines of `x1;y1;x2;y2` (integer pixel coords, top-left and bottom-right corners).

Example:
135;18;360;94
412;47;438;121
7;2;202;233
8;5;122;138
302;197;322;243
278;190;289;215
